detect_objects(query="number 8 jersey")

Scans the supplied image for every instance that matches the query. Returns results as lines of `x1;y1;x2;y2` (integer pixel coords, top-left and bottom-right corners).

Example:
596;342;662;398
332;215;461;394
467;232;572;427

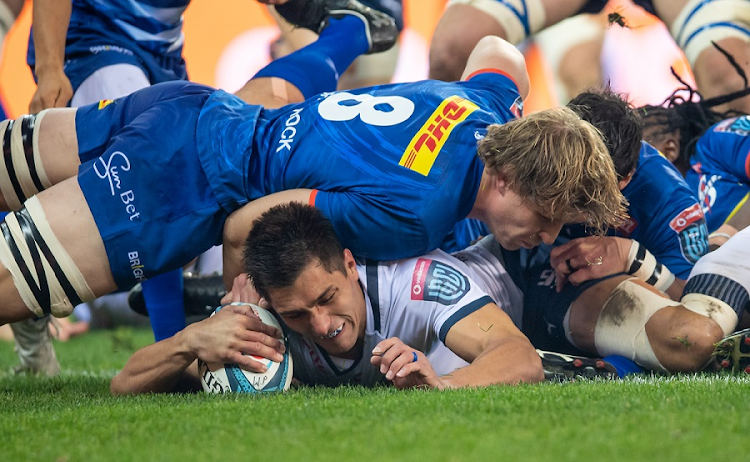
198;70;523;260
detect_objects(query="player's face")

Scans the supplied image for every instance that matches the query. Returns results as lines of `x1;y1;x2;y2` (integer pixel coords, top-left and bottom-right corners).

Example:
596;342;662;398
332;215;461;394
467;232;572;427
484;188;566;250
268;250;367;359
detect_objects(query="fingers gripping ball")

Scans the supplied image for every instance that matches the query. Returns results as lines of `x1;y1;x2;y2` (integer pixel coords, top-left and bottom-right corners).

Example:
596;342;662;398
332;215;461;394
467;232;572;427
199;303;293;394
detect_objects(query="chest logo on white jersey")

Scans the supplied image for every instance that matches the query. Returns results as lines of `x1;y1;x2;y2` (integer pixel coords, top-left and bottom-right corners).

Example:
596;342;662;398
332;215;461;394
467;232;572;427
410;258;470;305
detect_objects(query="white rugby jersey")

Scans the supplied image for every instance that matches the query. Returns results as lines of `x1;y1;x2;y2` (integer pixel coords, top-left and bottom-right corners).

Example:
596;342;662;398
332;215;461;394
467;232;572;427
288;249;521;387
453;236;524;329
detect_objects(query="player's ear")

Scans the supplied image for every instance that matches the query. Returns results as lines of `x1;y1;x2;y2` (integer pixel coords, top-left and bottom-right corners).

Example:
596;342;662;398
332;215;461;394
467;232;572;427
661;138;680;164
343;249;358;278
494;170;510;195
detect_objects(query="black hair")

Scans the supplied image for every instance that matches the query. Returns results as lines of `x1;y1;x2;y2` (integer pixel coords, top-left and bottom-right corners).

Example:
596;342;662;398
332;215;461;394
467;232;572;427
243;202;347;303
568;87;642;180
639;42;750;174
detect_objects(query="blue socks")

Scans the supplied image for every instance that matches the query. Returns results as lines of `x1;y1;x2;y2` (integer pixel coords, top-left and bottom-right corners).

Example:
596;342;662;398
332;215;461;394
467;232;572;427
254;16;369;98
142;269;186;341
604;355;645;378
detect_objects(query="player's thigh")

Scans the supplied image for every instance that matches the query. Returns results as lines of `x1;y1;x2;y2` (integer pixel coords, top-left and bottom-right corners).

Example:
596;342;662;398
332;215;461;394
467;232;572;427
567;274;634;351
0;109;80;211
36;177;117;296
71;63;151;107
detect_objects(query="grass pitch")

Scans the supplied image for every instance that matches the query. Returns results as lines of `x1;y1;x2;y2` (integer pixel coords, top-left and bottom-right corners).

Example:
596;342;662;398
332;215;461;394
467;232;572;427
2;328;748;462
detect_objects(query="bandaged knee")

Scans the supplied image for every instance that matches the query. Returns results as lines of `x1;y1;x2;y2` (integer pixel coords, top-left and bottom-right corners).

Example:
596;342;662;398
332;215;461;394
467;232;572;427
0;112;54;210
448;0;546;44
626;240;675;293
671;0;750;65
683;229;750;332
0;196;95;318
594;278;680;373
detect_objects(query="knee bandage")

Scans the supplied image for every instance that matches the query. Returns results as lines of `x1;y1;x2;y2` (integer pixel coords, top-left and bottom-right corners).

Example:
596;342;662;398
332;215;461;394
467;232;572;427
671;0;750;66
626;240;675;293
595;278;679;373
0;112;54;210
448;0;545;44
0;196;95;318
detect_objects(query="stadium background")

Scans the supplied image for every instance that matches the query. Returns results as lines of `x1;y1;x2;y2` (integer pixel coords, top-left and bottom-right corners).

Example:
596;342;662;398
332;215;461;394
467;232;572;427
0;0;694;119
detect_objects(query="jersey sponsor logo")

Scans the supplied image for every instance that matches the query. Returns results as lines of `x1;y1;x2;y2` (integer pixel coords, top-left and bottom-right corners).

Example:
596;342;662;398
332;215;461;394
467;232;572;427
670;203;709;263
715;116;750;136
276;108;304;153
128;251;147;282
410;257;470;305
669;203;705;232
93;151;141;221
510;96;523;118
98;99;114;110
617;217;638;236
697;174;719;214
399;96;478;176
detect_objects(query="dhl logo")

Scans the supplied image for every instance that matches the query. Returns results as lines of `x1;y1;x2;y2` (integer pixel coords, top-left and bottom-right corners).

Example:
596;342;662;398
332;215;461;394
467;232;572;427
399;96;478;176
98;99;114;110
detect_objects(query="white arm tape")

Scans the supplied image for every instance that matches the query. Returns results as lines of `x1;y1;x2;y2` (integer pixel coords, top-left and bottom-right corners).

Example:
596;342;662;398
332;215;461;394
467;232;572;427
626;240;676;293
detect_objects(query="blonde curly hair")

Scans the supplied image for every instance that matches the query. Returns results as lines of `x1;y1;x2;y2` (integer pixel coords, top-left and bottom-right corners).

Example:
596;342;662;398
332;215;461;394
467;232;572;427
478;106;628;233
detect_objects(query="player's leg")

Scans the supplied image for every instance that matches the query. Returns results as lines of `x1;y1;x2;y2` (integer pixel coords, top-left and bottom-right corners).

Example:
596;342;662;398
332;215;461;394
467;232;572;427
235;0;398;106
0;177;117;327
533;12;606;104
0;109;80;211
566;276;726;373
653;0;750;113
682;227;750;372
428;0;591;82
75;65;189;342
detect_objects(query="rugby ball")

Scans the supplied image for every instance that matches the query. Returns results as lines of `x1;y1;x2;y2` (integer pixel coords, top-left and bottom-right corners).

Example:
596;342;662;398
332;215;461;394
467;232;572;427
198;302;293;394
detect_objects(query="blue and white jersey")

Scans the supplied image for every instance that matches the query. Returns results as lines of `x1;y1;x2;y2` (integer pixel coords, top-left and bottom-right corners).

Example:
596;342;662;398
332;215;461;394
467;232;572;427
686;116;750;234
288;250;497;387
70;0;188;55
197;70;523;260
28;0;190;89
560;141;708;279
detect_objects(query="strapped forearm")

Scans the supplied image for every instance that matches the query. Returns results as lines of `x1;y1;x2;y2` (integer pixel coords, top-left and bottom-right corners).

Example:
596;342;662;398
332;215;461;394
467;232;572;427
625;239;676;293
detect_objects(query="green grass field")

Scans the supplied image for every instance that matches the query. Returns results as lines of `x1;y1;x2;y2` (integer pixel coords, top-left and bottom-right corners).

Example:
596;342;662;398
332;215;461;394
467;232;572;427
2;327;749;462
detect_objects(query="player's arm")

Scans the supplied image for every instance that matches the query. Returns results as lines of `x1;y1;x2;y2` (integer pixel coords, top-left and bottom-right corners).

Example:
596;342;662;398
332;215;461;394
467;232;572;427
460;35;530;100
111;304;285;395
222;189;314;288
29;0;73;112
549;236;685;300
710;199;750;249
373;303;544;389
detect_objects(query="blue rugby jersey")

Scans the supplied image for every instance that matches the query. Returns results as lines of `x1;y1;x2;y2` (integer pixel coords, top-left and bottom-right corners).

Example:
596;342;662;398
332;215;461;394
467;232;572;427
686;116;750;234
197;70;523;260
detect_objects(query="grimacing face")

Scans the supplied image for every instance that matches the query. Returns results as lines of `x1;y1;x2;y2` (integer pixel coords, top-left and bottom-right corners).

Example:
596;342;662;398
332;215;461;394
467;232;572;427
484;187;566;250
266;250;367;360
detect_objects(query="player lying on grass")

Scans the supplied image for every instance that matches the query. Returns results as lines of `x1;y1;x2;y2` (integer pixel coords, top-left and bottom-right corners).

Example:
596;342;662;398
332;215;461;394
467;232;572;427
0;21;625;350
110;203;546;394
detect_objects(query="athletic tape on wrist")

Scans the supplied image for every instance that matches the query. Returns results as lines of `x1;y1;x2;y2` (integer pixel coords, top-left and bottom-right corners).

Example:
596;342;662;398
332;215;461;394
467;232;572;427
626;240;675;292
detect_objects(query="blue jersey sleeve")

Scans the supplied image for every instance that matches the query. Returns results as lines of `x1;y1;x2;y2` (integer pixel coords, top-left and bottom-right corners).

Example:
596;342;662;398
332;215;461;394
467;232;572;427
622;144;709;279
694;117;750;182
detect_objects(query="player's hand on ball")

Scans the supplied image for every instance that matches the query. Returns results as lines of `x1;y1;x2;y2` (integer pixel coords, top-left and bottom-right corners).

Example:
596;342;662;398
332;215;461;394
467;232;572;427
184;304;285;373
371;337;445;390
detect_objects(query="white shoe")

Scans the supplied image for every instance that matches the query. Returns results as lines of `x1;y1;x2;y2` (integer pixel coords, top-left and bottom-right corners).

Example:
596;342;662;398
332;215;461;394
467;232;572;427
9;316;61;376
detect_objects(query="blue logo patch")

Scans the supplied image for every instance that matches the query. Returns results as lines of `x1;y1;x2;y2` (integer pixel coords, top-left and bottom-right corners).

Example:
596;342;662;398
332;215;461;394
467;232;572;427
411;258;470;305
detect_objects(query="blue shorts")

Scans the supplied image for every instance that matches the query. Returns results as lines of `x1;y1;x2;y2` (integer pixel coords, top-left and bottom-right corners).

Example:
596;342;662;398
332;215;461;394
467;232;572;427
28;22;187;92
500;245;617;354
75;82;229;289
